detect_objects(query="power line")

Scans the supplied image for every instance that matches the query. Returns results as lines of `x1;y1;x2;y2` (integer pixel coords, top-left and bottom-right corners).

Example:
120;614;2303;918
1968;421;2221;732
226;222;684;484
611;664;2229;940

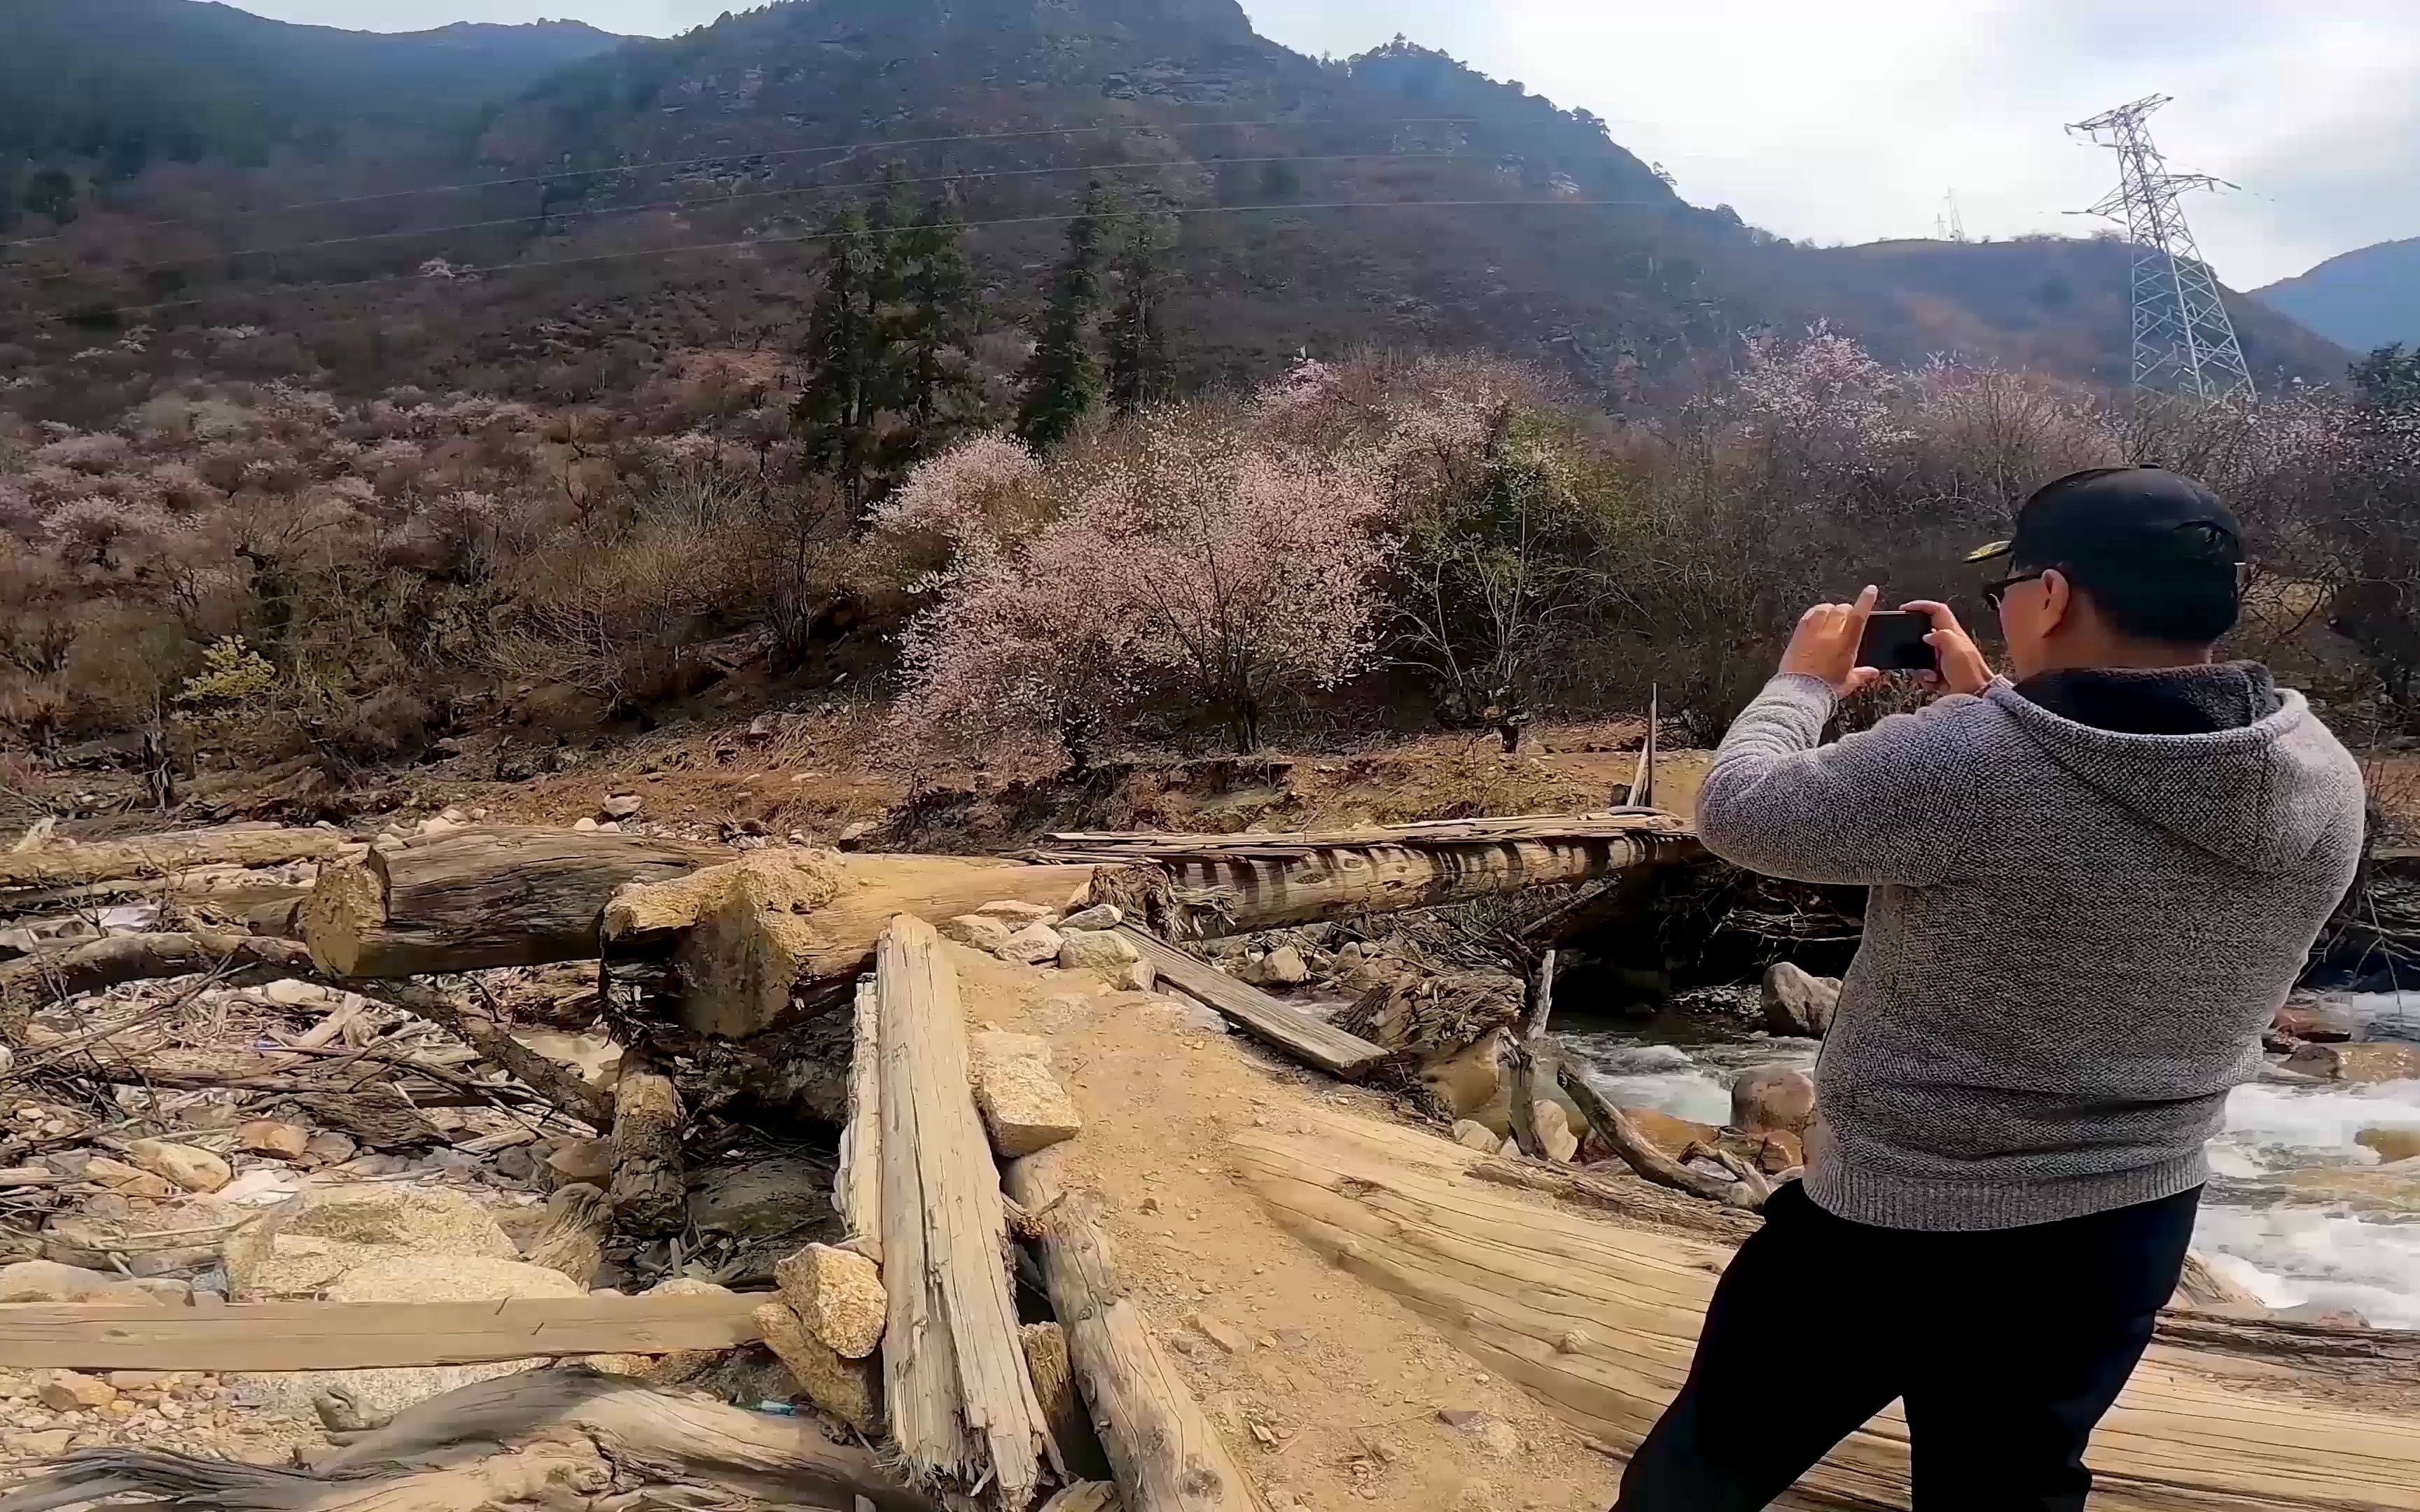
1;197;1660;335
6;153;1462;288
0;116;1483;250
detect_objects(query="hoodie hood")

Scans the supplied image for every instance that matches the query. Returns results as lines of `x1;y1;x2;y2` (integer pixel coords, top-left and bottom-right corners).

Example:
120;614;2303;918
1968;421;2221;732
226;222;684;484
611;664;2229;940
1987;665;2350;874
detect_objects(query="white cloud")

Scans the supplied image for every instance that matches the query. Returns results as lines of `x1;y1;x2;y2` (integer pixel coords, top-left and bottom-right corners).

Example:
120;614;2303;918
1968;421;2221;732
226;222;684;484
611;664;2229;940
232;0;2420;286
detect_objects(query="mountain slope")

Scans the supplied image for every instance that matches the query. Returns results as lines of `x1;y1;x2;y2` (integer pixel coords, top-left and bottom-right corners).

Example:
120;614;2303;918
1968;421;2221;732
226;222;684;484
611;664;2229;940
2256;238;2420;354
0;0;621;177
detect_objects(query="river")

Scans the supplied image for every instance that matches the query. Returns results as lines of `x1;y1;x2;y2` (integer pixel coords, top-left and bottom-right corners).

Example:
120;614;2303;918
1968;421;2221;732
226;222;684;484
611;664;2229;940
1562;991;2420;1327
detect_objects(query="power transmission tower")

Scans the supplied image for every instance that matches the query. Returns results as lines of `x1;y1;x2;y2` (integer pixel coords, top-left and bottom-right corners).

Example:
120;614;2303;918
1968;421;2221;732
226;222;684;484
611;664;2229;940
2066;94;2255;404
1935;188;1966;243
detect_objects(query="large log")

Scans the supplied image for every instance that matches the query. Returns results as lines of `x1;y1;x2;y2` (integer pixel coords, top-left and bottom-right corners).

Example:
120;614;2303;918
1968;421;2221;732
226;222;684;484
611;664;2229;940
1004;1149;1269;1512
1232;1103;2420;1512
1024;812;1699;933
1;932;314;1021
302;827;723;978
0;825;356;890
611;1055;687;1237
876;915;1048;1510
1115;928;1391;1080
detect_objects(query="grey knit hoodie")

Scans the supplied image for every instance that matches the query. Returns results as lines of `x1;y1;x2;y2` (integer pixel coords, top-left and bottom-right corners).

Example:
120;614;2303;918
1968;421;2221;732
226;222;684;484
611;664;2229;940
1697;666;2365;1232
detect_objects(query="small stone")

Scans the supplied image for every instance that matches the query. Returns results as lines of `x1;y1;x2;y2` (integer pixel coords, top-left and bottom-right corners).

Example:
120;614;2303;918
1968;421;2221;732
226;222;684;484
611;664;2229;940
1138;1195;1162;1214
0;1261;165;1306
103;1371;168;1390
123;1140;231;1194
1756;1129;1805;1175
81;1157;175;1199
439;807;468;825
996;923;1064;967
546;1139;614;1186
236;1122;311;1162
302;1131;356;1166
1452;1120;1499;1153
573;817;599;833
1057;929;1140;974
601;795;644;820
1530;1101;1579;1163
2356;1127;2420;1163
4;1429;71;1456
260;978;334;1009
774;1243;886;1359
1059;904;1123;932
36;1372;115;1412
939;914;1013;953
1114;959;1155;993
837;820;877;849
1186;1312;1249;1354
1437;1409;1520;1458
1249;946;1309;987
1557;1328;1594;1354
754;1302;880;1433
968;1032;1083;1157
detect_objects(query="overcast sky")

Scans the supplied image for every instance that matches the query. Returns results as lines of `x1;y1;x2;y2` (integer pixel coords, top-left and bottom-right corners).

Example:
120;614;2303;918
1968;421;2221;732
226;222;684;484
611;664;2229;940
235;0;2420;288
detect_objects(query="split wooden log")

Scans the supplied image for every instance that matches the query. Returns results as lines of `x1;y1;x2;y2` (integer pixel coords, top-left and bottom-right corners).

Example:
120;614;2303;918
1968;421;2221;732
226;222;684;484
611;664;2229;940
1557;1058;1762;1210
610;1055;686;1237
302;827;723;978
1502;948;1557;1159
1023;812;1700;933
875;914;1049;1510
0;1367;941;1512
1116;927;1391;1080
0;825;356;891
835;976;883;1262
1004;1147;1270;1512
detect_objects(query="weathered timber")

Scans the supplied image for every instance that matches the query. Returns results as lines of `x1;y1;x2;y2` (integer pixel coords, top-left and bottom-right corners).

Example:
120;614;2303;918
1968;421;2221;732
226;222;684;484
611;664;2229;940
1115;927;1391;1081
0;825;356;891
606;850;1097;1037
1023;812;1699;933
0;1294;761;1371
835;976;883;1262
350;977;613;1126
1503;948;1557;1159
1;932;314;1022
302;827;723;978
610;1054;686;1237
0;1368;941;1512
1234;1103;2420;1512
0;867;313;920
876;915;1048;1510
1005;1149;1270;1512
1557;1058;1760;1210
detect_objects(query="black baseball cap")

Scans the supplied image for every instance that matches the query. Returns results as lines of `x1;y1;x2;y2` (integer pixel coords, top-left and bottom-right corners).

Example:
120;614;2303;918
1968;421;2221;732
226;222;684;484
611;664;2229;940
1967;466;2244;639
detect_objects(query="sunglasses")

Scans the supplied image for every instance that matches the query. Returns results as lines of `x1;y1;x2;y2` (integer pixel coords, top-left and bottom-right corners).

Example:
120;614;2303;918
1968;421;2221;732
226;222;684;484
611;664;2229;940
1983;570;2047;612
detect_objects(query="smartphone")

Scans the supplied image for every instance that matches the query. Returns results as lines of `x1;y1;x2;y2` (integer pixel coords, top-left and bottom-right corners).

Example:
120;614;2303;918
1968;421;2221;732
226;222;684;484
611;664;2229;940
1858;610;1936;673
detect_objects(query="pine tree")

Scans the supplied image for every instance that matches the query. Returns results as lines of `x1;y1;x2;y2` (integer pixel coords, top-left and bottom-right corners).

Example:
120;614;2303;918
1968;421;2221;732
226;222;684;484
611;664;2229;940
1106;216;1175;414
892;197;979;461
1015;185;1118;450
793;204;891;517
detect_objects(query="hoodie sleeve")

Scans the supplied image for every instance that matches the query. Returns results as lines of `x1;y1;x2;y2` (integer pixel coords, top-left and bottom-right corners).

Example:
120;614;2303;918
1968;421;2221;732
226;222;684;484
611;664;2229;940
1695;674;1977;887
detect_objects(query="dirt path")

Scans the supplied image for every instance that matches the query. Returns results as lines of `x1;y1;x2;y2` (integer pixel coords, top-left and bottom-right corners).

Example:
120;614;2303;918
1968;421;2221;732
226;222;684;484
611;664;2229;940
954;941;1621;1512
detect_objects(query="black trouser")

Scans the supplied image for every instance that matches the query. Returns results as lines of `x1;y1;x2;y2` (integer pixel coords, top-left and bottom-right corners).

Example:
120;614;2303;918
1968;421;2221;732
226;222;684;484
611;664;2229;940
1615;1180;2199;1512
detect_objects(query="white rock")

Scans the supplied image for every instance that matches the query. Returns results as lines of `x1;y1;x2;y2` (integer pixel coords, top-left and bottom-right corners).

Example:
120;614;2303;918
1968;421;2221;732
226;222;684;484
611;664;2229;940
326;1254;584;1304
996;923;1064;966
1248;946;1309;986
439;807;469;825
1057;929;1140;974
1452;1120;1499;1152
774;1243;886;1359
939;914;1013;953
601;795;644;820
123;1140;230;1194
1058;904;1123;932
416;816;461;839
573;817;599;833
260;978;335;1009
1114;959;1155;994
968;1032;1083;1158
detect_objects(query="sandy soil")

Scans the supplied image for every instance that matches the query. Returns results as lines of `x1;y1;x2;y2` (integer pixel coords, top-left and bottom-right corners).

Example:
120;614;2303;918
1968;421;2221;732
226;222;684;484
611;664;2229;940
952;940;1622;1512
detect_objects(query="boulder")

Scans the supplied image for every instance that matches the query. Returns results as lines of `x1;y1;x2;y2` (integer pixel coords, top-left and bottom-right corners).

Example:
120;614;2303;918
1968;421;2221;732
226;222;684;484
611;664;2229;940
968;1032;1083;1158
2356;1127;2420;1163
1761;962;1840;1038
644;1277;735;1298
82;1157;175;1200
774;1242;886;1359
225;1234;390;1301
236;1121;312;1161
2270;997;2358;1046
35;1371;116;1411
1610;1107;1722;1159
975;901;1057;928
326;1254;585;1304
1419;1037;1503;1120
688;1156;832;1240
1731;1068;1817;1135
1114;959;1155;994
282;1186;518;1260
303;1130;356;1166
1452;1120;1500;1153
1057;929;1140;974
2286;1042;2420;1084
997;923;1064;966
601;794;645;820
4;1430;72;1457
124;1140;231;1194
1246;946;1309;987
939;913;1013;953
756;1301;881;1433
0;1260;167;1306
1059;904;1122;932
1531;1100;1580;1163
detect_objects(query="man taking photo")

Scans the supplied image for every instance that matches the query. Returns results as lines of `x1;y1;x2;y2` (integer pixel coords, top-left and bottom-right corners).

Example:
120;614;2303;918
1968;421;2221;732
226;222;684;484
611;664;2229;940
1615;467;2366;1511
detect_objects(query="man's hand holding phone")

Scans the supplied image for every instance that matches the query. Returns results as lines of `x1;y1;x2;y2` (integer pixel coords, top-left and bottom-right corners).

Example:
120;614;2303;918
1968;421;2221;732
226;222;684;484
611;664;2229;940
1778;588;1997;699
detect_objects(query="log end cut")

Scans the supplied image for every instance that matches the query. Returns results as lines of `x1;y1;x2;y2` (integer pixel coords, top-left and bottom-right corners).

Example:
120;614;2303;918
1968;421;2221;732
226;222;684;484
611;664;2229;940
299;854;389;979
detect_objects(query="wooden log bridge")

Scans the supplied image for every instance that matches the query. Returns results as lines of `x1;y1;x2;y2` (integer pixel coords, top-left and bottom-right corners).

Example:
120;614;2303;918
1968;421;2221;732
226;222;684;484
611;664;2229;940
1021;811;1700;934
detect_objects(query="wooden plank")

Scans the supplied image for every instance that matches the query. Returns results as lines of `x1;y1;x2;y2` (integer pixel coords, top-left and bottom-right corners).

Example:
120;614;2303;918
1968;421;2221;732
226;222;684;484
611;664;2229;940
877;914;1047;1510
1006;1149;1269;1512
835;975;883;1263
1116;927;1390;1081
0;1293;765;1371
